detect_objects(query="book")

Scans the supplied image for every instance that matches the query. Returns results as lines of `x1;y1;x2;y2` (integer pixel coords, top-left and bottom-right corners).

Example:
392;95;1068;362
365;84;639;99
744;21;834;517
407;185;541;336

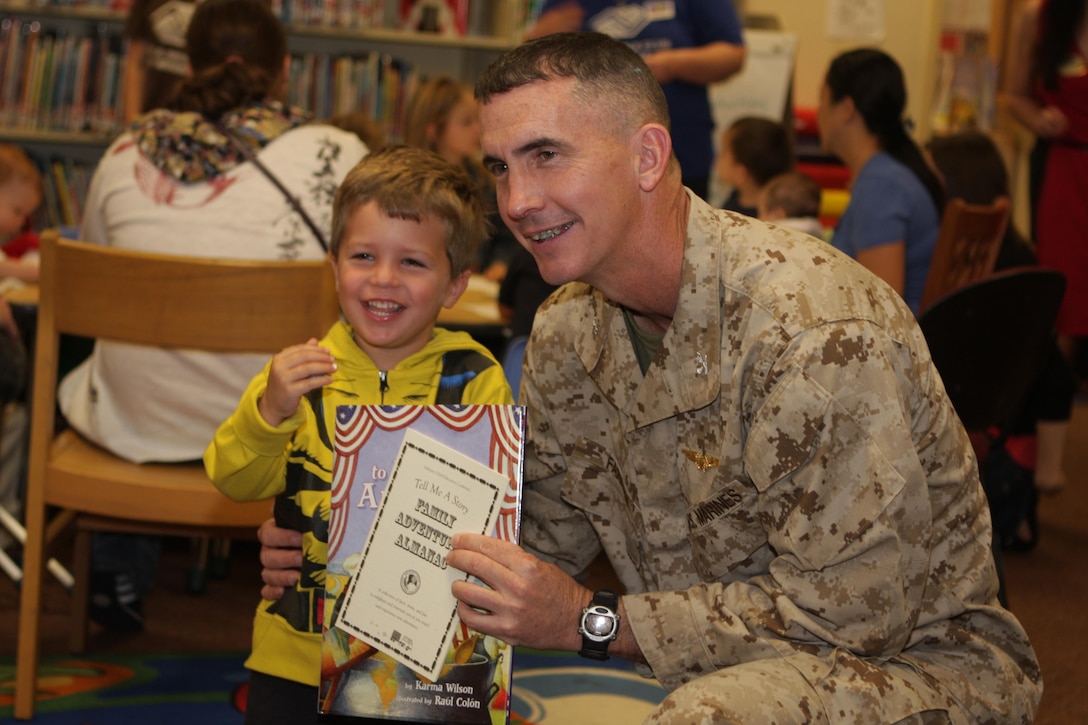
399;0;470;36
320;404;524;724
52;159;74;227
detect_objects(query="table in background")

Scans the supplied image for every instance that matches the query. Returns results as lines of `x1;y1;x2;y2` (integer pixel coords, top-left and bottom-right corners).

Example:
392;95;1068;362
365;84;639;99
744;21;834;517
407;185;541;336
439;275;511;361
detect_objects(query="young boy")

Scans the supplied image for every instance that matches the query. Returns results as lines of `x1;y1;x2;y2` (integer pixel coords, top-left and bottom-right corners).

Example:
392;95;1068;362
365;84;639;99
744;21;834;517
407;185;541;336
716;116;794;218
757;170;826;239
203;145;514;724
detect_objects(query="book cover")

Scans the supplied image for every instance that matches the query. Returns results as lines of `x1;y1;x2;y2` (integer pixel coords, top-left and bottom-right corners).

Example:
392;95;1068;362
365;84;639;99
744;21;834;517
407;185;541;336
320;404;524;724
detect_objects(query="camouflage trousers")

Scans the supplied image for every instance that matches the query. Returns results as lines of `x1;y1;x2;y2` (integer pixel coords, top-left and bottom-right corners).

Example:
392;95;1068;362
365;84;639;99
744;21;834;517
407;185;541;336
644;652;960;725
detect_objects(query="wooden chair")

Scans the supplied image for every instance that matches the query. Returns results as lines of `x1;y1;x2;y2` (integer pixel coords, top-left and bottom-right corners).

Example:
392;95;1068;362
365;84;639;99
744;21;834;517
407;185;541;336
919;196;1010;314
14;230;340;720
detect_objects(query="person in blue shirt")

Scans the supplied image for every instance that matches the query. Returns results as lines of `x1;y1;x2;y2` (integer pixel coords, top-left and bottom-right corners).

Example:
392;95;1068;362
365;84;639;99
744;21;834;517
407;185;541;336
818;48;944;316
526;0;745;200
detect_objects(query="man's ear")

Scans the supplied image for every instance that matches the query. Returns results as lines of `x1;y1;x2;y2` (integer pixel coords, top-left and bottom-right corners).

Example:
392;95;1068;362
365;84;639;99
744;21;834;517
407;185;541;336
838;95;859;126
636;123;672;192
443;268;471;308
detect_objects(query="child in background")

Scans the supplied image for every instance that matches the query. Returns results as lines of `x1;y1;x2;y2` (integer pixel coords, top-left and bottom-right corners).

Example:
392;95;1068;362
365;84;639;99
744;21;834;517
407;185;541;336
404;75;518;281
0;144;39;550
757;170;826;239
717;116;794;218
204;146;514;724
0;145;43;284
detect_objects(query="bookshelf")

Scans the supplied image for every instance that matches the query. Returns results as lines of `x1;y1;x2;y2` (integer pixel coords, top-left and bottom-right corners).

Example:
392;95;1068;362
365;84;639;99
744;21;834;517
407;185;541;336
0;0;525;226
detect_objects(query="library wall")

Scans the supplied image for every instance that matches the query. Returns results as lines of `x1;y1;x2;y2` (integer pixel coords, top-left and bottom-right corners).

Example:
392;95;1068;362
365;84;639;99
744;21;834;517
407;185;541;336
742;0;944;139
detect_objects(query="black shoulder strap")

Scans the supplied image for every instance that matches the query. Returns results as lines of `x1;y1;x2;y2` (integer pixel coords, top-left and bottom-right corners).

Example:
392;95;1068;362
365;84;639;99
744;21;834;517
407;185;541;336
217;124;329;252
435;350;496;405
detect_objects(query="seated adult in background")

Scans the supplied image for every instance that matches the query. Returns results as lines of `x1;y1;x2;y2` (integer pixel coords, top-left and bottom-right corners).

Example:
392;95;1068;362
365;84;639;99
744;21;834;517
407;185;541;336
819;48;943;316
756;169;825;239
404;75;518;281
926;131;1077;551
58;0;368;631
261;33;1042;723
525;0;746;200
717;116;794;218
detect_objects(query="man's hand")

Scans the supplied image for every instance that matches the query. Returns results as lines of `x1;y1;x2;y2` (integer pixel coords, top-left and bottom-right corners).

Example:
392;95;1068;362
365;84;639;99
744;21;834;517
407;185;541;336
257;517;303;601
258;338;336;427
447;533;588;651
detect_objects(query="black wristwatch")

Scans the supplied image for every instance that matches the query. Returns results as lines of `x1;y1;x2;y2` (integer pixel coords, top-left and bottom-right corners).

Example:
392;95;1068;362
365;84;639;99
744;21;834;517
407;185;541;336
578;589;620;660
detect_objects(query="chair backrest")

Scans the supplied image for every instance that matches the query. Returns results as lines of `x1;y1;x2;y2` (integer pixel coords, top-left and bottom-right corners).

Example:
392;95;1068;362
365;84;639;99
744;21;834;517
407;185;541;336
29;230;341;451
918;267;1066;431
919;196;1010;314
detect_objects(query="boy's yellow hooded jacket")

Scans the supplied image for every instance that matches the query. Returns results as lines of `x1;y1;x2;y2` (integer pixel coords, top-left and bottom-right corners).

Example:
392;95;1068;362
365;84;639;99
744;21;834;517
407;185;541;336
204;320;513;686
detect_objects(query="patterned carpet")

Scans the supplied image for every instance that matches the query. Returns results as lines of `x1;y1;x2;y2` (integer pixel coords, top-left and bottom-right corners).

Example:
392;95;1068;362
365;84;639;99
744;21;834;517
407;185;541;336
0;648;666;724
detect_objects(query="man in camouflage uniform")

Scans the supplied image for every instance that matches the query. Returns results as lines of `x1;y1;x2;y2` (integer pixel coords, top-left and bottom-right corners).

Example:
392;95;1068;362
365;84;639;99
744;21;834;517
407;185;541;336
445;33;1042;724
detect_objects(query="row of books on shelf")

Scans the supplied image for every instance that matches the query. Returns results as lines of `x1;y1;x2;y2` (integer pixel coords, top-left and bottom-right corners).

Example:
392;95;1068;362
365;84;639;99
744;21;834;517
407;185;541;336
272;0;384;30
0;0;131;11
1;16;421;139
29;155;92;231
0;16;126;136
288;52;418;142
5;0;523;38
270;0;502;36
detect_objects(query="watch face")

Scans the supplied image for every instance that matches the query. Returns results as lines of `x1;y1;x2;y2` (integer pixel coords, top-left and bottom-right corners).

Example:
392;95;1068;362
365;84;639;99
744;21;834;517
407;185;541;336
586;612;613;637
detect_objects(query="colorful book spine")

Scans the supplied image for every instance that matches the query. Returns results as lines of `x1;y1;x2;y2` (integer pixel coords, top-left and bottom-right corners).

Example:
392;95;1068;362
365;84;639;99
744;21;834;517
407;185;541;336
51;159;74;227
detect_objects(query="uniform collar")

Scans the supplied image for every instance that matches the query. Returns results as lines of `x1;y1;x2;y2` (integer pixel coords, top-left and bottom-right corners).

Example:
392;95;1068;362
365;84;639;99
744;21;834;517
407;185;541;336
575;191;722;429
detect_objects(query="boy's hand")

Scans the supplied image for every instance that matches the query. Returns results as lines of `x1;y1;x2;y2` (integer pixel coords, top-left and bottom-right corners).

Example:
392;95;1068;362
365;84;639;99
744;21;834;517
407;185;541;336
257;338;336;427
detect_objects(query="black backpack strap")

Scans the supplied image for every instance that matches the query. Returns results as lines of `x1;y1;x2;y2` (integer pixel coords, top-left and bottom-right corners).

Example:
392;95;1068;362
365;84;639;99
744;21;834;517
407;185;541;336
435;349;496;405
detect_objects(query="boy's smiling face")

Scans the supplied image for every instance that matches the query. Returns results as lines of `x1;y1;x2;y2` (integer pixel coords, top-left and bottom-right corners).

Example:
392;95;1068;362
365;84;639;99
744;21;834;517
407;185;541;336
331;200;469;371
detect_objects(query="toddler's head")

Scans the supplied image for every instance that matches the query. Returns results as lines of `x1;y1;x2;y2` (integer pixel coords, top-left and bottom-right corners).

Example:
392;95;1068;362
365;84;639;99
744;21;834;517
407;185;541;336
716;116;793;191
0;145;42;241
758;171;821;221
